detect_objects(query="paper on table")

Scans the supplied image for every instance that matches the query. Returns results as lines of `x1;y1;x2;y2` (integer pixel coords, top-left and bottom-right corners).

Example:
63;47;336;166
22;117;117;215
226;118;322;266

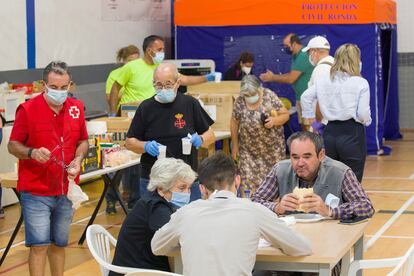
258;238;272;248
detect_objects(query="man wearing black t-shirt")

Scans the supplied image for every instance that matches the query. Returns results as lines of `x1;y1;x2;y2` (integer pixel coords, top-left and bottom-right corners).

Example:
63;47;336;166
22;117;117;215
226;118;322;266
125;63;215;200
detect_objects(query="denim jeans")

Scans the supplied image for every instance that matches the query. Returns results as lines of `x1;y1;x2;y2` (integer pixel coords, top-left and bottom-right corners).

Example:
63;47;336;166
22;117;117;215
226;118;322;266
20;192;74;247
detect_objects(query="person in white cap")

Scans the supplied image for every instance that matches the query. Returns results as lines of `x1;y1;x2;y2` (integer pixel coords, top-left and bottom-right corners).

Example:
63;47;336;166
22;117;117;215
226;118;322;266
301;36;335;132
302;36;334;87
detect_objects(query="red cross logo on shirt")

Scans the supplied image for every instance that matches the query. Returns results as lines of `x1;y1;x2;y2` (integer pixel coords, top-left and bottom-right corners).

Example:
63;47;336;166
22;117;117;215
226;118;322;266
174;113;186;129
69;106;80;119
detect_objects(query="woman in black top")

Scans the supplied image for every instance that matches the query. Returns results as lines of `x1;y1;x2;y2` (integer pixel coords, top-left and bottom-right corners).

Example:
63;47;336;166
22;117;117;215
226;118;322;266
224;51;255;80
109;158;196;275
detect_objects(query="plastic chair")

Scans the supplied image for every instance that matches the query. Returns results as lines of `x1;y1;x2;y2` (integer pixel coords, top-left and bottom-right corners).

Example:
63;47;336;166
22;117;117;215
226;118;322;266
126;271;183;276
348;243;414;276
86;224;142;276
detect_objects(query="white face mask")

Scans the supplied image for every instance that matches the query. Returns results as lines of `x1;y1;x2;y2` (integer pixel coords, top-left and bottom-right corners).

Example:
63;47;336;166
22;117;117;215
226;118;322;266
241;66;252;75
245;94;259;104
308;52;317;66
359;61;362;72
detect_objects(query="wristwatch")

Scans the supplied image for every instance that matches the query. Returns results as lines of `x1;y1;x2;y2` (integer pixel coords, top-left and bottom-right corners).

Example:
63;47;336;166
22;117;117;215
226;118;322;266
28;148;34;159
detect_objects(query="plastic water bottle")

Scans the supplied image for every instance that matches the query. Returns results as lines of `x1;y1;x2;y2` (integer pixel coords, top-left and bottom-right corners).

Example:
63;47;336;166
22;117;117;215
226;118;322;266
244;189;251;199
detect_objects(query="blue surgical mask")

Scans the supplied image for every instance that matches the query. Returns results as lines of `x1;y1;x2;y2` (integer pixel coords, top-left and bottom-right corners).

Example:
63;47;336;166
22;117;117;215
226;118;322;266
171;192;190;208
46;86;68;105
152;51;165;64
156;88;176;103
245;94;259;104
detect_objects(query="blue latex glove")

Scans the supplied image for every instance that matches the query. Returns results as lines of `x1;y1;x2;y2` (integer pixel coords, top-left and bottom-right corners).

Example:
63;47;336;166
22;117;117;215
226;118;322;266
144;141;160;157
311;121;325;135
190;133;203;148
108;113;117;117
205;72;216;82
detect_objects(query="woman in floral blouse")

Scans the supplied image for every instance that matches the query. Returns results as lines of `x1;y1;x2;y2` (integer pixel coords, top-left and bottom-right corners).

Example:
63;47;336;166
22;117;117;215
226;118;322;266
231;75;289;196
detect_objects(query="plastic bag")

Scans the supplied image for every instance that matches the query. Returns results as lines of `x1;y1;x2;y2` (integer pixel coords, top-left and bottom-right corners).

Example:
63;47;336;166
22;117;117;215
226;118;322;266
67;178;89;209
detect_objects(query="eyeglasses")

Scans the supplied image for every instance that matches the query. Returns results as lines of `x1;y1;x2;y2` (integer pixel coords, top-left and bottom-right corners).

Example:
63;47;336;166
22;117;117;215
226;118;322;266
49;145;69;170
153;81;176;90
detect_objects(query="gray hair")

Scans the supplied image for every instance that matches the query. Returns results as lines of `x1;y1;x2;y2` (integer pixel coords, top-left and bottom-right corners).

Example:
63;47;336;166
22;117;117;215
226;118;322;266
42;61;72;83
147;158;197;192
240;75;262;96
287;131;324;155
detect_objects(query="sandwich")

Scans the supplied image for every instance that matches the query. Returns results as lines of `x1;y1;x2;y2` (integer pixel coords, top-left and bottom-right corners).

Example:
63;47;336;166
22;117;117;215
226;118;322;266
292;187;314;212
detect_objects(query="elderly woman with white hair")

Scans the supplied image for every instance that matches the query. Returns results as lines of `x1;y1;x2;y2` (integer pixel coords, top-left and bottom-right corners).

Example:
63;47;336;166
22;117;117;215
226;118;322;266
109;158;196;276
231;75;289;196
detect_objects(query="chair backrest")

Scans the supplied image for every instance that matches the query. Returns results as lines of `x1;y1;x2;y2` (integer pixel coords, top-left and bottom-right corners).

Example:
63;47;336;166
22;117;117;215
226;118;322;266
86;224;141;276
126;271;183;276
348;244;414;276
387;244;414;276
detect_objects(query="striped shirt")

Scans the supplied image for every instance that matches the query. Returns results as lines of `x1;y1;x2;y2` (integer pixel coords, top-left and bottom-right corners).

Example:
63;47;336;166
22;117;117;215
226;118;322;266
252;163;374;219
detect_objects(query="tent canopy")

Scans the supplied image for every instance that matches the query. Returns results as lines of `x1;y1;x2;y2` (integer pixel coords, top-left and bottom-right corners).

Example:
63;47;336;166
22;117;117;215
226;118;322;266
173;0;400;154
175;0;396;26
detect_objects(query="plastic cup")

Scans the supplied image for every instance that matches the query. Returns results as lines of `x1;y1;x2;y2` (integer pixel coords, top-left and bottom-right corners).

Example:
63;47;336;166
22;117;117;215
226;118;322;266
158;145;167;159
214;72;222;83
182;138;192;155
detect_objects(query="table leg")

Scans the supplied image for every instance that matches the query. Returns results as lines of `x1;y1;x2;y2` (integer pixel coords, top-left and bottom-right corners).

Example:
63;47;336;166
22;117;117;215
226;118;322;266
318;264;331;276
0;189;23;266
222;138;230;156
354;235;364;276
340;250;351;276
78;176;110;245
208;144;215;157
173;256;183;274
109;171;128;215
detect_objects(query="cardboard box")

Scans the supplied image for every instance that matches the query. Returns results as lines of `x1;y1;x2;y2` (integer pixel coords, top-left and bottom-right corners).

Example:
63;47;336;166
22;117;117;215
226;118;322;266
92;117;132;145
186;81;241;96
120;101;143;118
188;93;234;131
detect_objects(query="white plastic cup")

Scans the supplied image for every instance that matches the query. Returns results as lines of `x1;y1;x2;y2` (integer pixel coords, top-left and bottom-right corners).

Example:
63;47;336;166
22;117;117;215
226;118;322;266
158;145;167;159
214;72;222;83
182;138;192;155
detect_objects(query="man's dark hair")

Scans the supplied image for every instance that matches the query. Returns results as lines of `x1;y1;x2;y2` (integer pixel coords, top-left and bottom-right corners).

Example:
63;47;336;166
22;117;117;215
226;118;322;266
289;34;302;45
42;61;71;83
287;131;324;155
198;152;236;191
143;35;164;52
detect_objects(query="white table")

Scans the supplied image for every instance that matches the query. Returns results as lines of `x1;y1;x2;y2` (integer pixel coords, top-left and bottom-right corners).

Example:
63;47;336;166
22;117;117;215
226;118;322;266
168;220;368;276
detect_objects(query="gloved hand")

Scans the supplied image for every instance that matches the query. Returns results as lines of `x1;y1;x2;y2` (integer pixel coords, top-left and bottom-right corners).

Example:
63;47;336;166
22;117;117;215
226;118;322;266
108;113;117;117
144;141;160;157
190;133;203;148
311;121;325;135
206;72;222;82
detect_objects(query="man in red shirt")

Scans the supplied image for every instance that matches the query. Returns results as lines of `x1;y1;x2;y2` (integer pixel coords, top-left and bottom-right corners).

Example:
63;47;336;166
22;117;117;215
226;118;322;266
8;61;89;276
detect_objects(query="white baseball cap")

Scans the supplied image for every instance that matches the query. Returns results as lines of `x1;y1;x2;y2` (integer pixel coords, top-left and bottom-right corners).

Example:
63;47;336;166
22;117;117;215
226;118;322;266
302;36;330;52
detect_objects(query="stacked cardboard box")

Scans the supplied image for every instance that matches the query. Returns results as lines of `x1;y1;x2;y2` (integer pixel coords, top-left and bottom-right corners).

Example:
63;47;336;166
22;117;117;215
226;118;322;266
186;81;241;131
91;117;132;145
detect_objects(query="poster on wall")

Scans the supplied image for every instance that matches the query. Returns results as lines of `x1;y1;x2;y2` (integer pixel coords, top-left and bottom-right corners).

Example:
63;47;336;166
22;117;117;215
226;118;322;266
101;0;168;22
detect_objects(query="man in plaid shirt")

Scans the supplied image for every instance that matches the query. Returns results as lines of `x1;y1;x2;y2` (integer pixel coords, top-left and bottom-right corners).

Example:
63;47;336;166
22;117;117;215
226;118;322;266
252;131;374;220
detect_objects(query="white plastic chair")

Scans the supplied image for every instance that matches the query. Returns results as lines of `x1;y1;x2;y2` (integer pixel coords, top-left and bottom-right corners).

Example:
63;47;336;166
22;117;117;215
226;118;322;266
348;243;414;276
86;224;143;276
126;271;183;276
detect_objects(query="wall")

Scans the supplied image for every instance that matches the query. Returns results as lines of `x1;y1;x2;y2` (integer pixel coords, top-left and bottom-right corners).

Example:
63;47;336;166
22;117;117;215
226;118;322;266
397;0;414;128
0;0;171;114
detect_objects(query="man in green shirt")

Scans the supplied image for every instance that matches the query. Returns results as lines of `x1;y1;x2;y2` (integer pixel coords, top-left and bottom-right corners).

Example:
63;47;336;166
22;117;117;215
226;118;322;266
109;35;217;116
260;33;314;130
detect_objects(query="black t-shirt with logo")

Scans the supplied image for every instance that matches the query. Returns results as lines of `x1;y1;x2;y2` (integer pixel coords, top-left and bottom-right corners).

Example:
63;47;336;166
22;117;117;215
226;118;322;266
127;93;214;179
